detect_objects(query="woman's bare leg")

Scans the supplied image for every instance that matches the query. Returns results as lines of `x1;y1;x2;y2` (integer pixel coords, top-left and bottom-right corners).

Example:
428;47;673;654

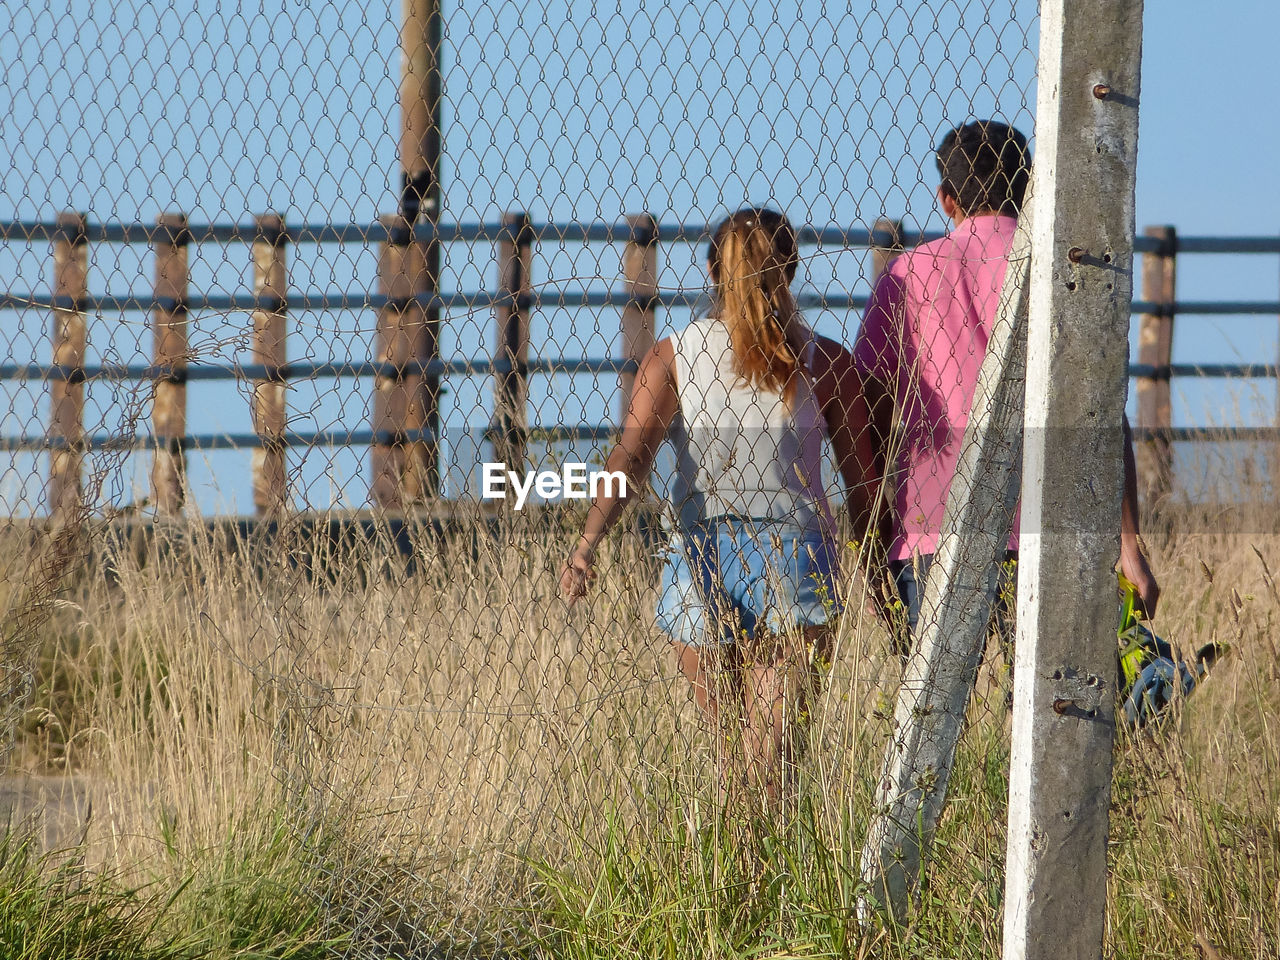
672;640;745;809
672;640;728;721
741;624;830;815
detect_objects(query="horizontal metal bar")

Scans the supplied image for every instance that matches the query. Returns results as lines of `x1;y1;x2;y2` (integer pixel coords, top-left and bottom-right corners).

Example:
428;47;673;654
7;424;1273;453
6;219;1276;253
1132;427;1280;442
1160;236;1280;255
6;356;1274;385
528;424;617;442
9;289;1277;318
0;289;874;314
0;220;502;245
0;429;438;452
1132;235;1280;254
1130;300;1280;316
0;357;640;382
0;218;949;249
1129;363;1279;378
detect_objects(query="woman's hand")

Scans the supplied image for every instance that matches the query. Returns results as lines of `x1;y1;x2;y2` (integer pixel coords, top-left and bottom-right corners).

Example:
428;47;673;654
558;546;596;606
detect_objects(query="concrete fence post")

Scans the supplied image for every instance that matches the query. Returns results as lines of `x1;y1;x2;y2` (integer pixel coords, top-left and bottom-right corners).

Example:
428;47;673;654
1004;2;1145;958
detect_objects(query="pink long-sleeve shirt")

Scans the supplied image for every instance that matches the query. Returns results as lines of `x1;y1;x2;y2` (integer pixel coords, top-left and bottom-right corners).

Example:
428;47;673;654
852;213;1020;562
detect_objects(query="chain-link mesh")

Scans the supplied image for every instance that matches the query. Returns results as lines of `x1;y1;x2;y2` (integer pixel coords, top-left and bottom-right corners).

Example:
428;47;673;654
2;2;1277;958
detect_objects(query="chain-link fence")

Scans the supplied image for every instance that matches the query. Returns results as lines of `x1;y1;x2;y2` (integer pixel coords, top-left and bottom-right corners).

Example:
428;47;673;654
2;2;1277;958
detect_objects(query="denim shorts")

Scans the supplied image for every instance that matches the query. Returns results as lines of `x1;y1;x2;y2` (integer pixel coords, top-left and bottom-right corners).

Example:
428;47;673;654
654;517;841;646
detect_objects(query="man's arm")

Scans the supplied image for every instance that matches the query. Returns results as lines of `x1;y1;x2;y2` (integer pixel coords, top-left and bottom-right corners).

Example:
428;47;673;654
860;372;897;558
1120;415;1160;616
808;335;895;624
809;335;877;538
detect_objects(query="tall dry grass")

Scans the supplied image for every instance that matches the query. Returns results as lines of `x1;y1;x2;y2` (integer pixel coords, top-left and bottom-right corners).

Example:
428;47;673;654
3;489;1278;958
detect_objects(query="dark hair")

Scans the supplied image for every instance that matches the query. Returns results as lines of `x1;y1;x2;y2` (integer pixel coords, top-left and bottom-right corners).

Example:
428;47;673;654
705;208;801;395
935;120;1030;216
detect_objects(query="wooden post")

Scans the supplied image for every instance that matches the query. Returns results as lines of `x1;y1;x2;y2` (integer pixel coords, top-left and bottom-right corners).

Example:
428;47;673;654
371;215;433;509
620;213;658;421
400;0;443;499
492;211;532;471
252;213;288;516
1004;3;1144;959
399;0;442;230
859;207;1033;923
1135;225;1176;505
1274;237;1279;498
870;216;904;287
151;213;189;515
48;212;87;522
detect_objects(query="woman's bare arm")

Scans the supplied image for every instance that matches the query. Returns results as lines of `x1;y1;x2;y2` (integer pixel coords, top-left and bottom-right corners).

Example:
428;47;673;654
559;338;679;603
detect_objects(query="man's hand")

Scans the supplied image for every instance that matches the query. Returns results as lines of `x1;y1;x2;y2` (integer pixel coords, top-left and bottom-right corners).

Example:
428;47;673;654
1120;539;1160;619
1119;417;1159;617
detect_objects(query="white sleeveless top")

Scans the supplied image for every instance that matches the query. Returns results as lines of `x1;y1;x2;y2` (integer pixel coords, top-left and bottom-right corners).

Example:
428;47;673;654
666;316;836;540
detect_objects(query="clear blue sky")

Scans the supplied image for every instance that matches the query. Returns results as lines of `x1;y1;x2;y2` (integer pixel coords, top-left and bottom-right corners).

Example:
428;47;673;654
1132;0;1278;452
0;0;1275;512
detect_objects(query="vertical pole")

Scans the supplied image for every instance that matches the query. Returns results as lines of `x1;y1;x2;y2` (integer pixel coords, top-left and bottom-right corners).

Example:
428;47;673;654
1135;225;1176;505
1274;238;1279;499
151;213;189;516
400;0;443;498
870;216;904;287
620;213;658;422
1004;2;1144;959
252;213;289;516
492;211;532;472
48;212;87;523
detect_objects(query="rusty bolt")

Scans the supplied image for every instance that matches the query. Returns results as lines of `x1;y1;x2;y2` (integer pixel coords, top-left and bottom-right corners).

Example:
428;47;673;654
1052;698;1072;715
1067;246;1086;263
1093;83;1111;100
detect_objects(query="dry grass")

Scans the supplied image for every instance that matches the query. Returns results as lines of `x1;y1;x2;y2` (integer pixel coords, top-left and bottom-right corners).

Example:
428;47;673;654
1;493;1277;958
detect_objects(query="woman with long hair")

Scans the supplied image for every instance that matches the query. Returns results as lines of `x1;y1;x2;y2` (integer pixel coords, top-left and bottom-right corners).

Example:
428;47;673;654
558;208;876;815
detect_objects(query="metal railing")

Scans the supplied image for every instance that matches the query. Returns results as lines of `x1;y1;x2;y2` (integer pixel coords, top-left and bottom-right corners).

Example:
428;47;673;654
3;217;1276;513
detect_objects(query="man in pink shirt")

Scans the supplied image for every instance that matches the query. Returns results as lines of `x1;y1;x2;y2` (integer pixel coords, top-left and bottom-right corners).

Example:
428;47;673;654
853;120;1159;651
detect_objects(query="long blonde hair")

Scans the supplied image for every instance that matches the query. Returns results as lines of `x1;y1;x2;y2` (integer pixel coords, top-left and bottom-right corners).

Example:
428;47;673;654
708;208;802;396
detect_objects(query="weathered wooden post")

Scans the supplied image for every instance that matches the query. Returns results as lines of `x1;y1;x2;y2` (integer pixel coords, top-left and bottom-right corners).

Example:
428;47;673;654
151;213;189;515
858;209;1033;922
620;213;658;421
48;212;88;523
492;211;532;471
400;0;443;500
1004;2;1144;958
870;216;904;287
252;213;289;516
1135;225;1176;504
1273;236;1279;498
372;215;431;509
